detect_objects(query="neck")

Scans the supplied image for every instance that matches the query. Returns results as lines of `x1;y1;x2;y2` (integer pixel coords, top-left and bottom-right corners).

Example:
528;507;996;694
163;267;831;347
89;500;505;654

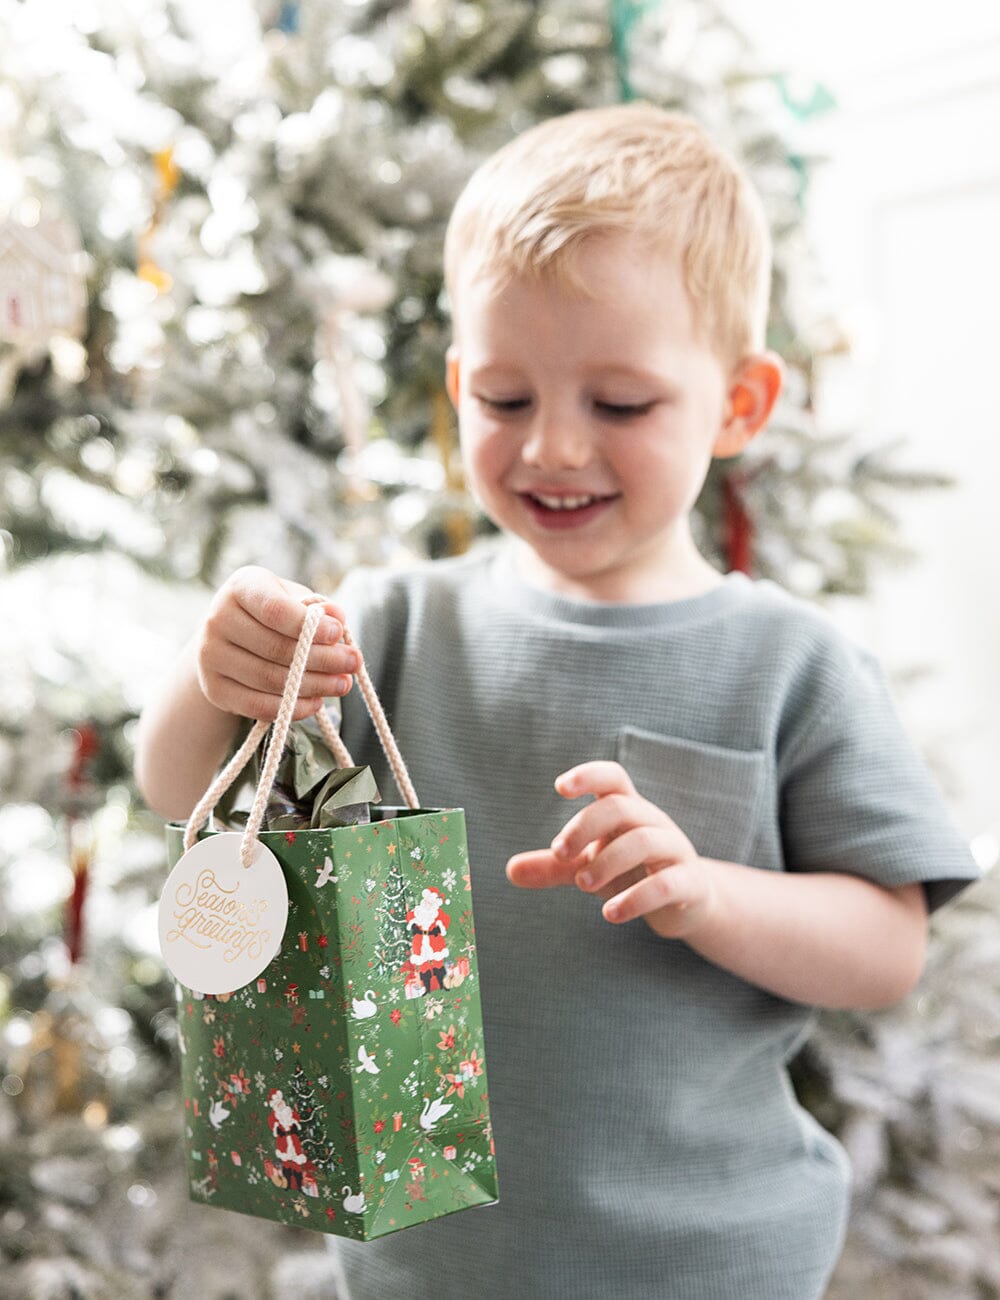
511;527;723;605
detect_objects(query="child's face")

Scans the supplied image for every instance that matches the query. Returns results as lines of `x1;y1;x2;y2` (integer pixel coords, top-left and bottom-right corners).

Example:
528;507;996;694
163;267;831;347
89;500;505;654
447;234;777;602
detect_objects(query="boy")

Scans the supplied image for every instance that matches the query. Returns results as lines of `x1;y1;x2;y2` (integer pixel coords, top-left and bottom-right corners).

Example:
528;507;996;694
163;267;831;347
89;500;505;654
136;105;980;1298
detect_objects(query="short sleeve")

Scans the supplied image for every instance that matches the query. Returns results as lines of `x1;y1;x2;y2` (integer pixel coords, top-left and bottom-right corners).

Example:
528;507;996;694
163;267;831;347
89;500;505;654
778;646;982;913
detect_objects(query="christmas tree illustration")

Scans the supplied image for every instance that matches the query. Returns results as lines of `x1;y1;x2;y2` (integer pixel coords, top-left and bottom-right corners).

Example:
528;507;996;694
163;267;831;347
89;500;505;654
287;1064;333;1173
372;857;410;980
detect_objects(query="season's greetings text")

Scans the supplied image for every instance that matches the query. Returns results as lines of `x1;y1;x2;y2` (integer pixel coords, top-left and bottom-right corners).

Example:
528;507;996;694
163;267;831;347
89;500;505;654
165;867;271;964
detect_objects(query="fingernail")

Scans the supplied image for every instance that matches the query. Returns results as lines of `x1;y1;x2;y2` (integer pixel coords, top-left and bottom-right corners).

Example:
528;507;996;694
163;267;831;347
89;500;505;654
320;618;342;642
576;870;593;889
551;837;568;859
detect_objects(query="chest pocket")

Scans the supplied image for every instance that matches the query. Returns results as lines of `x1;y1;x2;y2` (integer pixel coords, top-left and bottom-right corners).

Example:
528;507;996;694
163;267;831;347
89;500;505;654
616;727;767;867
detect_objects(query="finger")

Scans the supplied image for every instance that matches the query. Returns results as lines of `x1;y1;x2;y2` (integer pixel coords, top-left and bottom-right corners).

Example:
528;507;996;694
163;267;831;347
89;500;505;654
215;604;358;677
202;639;355;701
552;792;666;862
506;846;595;890
575;825;692;893
555;761;638;801
602;862;700;926
206;676;330;724
282;579;351;641
228;567;347;645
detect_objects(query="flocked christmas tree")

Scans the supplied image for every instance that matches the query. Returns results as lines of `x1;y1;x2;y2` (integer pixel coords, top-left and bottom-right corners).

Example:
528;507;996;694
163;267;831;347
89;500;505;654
0;0;995;1294
372;855;410;980
286;1064;333;1178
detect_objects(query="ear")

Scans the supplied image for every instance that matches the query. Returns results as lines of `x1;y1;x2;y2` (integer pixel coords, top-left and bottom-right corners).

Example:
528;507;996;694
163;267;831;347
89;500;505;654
713;352;784;459
445;345;461;408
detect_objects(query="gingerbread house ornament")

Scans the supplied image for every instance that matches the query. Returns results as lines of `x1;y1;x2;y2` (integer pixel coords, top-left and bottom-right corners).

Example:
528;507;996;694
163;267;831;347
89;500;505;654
0;209;88;396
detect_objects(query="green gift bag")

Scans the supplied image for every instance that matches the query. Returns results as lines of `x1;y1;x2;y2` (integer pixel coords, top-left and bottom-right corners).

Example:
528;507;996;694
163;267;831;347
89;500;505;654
162;604;498;1240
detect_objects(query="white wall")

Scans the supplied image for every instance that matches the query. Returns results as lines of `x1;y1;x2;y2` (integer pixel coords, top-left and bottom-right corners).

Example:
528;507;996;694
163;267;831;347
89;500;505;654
725;1;1000;840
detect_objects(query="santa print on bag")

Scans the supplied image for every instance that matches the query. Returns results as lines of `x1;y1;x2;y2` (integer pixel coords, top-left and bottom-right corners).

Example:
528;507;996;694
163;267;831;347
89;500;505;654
405;887;450;992
266;1087;308;1191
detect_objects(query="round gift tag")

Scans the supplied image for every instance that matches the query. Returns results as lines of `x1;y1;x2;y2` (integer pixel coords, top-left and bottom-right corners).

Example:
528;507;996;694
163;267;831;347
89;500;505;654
157;832;288;995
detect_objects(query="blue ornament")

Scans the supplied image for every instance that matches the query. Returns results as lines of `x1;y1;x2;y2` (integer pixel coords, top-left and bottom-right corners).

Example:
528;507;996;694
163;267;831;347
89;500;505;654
276;3;300;35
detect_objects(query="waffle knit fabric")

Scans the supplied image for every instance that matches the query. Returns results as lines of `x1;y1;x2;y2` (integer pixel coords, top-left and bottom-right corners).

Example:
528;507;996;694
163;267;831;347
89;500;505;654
328;541;980;1300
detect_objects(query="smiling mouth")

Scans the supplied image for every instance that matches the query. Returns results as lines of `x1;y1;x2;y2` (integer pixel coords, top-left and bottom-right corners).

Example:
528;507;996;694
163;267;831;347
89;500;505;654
524;492;617;511
518;491;620;530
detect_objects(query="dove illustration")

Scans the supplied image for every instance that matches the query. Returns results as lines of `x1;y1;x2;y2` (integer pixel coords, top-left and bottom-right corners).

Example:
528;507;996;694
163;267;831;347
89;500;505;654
315;856;337;888
356;1046;380;1075
208;1099;230;1129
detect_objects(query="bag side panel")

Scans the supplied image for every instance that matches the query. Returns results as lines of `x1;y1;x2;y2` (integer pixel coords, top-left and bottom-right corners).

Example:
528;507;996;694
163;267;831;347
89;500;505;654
167;823;361;1238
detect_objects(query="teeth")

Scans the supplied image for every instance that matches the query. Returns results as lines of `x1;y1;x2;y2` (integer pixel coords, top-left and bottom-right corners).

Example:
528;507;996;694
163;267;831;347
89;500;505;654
532;493;599;510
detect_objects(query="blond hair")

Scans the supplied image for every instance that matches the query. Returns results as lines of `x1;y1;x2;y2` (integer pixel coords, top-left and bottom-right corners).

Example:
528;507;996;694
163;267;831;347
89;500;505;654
444;102;772;367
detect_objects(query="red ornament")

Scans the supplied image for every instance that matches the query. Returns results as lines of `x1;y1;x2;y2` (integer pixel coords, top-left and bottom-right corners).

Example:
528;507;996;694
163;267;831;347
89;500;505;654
64;723;100;964
317;934;328;948
723;473;754;575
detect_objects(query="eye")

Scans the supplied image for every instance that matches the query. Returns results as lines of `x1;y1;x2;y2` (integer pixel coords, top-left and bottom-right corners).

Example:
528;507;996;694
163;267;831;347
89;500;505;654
475;395;530;413
595;400;657;420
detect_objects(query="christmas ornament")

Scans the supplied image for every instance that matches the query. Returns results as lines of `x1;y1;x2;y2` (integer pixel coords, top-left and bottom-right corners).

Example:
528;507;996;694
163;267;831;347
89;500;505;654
137;148;181;295
64;723;101;965
723;472;755;575
0;205;87;399
430;387;472;556
315;257;395;488
8;965;125;1128
609;0;657;101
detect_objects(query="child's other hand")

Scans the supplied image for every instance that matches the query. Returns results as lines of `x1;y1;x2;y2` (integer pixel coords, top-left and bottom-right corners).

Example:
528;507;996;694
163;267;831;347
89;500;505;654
196;565;359;721
506;761;717;940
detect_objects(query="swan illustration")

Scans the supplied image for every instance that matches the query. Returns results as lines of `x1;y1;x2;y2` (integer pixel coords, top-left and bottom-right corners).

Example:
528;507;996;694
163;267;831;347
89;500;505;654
356;1045;380;1075
419;1095;454;1131
315;856;337;888
208;1099;230;1129
351;990;377;1020
342;1186;366;1213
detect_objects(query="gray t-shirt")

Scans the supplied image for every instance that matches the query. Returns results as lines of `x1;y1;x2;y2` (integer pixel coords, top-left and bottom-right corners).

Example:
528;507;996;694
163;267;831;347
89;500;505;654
330;542;980;1300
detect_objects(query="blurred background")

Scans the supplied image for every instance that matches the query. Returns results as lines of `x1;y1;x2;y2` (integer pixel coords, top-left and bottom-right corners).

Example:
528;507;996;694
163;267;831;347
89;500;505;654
1;1;997;1296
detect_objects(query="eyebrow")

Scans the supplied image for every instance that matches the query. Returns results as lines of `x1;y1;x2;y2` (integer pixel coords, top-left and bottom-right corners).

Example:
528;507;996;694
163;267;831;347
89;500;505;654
468;362;675;386
587;363;672;385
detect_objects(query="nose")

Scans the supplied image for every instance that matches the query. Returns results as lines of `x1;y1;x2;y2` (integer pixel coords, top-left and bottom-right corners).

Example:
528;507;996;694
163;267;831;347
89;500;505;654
521;404;593;471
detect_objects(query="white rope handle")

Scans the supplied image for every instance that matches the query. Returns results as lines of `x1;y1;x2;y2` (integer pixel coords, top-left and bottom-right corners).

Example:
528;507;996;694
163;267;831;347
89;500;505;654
183;600;419;867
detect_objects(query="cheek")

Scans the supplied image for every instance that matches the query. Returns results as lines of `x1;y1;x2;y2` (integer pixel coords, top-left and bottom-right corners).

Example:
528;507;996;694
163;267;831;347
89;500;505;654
459;418;512;491
617;429;711;505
